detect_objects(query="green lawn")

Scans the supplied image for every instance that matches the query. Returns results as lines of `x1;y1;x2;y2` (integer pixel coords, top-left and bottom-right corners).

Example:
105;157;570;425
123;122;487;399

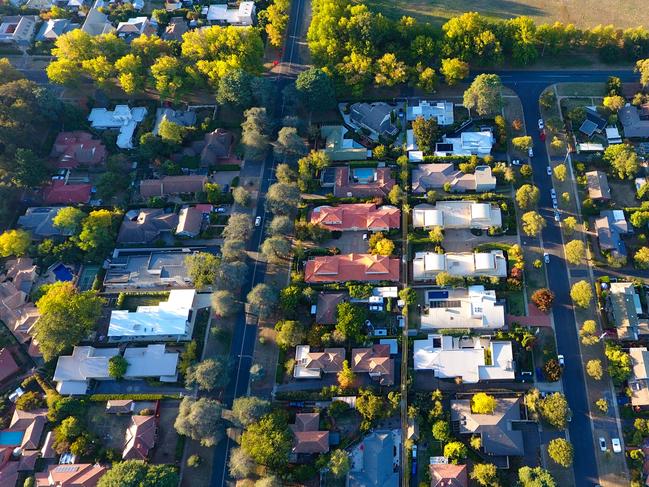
504;290;526;316
120;293;169;312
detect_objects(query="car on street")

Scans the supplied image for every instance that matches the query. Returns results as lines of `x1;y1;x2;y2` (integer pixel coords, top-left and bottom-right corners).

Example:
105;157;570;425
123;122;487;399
362;233;368;240
540;130;546;142
543;252;550;264
538;118;544;130
547;166;552;175
528;147;534;157
511;159;520;166
550;188;557;198
255;216;262;227
612;438;622;453
215;206;226;213
599;437;607;452
552;201;559;210
397;315;404;328
554;212;561;222
558;354;565;366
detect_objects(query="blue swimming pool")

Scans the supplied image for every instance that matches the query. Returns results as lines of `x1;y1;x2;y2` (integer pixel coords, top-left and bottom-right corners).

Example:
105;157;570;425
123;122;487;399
352;167;376;183
52;263;73;282
0;430;24;446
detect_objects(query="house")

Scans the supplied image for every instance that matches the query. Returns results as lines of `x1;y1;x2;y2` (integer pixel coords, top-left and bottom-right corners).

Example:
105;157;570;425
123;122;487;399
194;128;234;166
176;206;203;237
88;105;148;149
35;464;106;487
349;102;399;139
0;448;19;486
117;209;179;245
315;292;346;324
53;344;179;394
451;398;524;461
115;17;158;39
35;18;77;41
321;125;367;161
304;254;400;283
162;16;188;41
204;1;256;25
139;175;207;198
414;335;515;382
348;430;400;487
42;180;92;205
294;345;345;378
106;399;134;414
580;107;607;137
18;207;74;240
103;248;196;290
411;164;496;193
152;107;196;136
419;286;505;330
50;131;107;169
7;409;48;450
0;258;40;345
434;131;494;157
595;210;631;258
351;344;394;386
407;100;454;125
0;348;19;383
406;129;418;153
0;16;37;46
310;203;400;231
81;4;115;36
585;170;612;202
430;463;468;487
619;104;649;138
290;413;329;454
333;166;395;198
412;202;502;230
107;289;197;341
608;282;649;341
413;250;507;280
123;415;156;460
629;347;649;408
606;126;622;144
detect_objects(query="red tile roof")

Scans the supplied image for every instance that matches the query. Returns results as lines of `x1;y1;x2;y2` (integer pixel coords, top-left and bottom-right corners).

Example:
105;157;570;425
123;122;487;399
122;415;156;460
430;464;468;487
334;166;395;198
310;203;400;231
42;180;92;205
351;344;394;386
139;175;207;198
35;464;106;487
50;131;107;169
0;348;19;383
304;253;400;283
290;413;329;454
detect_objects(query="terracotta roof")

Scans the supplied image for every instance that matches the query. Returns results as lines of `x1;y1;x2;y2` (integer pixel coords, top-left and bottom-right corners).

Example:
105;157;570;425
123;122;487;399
105;399;134;414
315;292;346;324
0;454;18;487
50;131;106;169
430;464;468;487
17;450;39;472
35;463;106;487
139;175;207;198
305;348;345;373
176;207;203;236
304;254;399;283
42;180;92;205
10;409;47;450
0;348;19;383
122;415;156;460
351;344;394;386
334;167;395;198
290;413;329;454
117;209;178;244
310;203;400;231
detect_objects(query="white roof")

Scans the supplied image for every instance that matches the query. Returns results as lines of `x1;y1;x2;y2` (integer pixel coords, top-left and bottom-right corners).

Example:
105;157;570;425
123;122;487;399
438;131;493;156
412;205;444;228
606;126;622;141
413;251;507;280
294;345;321;378
406;100;454;125
88;106;147;149
108;289;196;338
419;285;505;329
123;344;178;380
424;253;445;272
406;129;417;152
205;1;255;24
412;201;501;229
408;151;424;162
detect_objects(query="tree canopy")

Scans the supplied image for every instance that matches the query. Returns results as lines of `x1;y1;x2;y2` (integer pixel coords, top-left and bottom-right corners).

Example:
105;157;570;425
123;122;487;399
97;460;178;487
240;411;292;471
174;397;223;447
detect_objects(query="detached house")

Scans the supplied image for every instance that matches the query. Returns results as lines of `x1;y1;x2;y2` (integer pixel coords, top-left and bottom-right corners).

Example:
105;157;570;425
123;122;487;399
117;209;178;245
411;164;496;193
204;1;256;25
290;413;329;455
0;16;37;46
310;203;400;231
50;131;107;169
407;100;454;125
412;201;502;230
88;105;147;149
139;175;207;198
115;16;158;40
413;250;507;280
419;286;505;330
629;347;649;408
304;254;400;283
35;464;106;486
333;166;395;198
123;415;156;460
294;345;345;378
349;102;399;139
585;171;611;202
351;344;394;386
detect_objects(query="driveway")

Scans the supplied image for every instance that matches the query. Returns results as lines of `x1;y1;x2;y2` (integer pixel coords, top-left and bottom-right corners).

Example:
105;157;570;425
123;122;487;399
443;229;518;252
324;231;369;253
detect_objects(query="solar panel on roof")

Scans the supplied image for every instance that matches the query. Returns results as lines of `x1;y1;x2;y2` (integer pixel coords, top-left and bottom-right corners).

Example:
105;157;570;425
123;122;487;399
428;290;448;299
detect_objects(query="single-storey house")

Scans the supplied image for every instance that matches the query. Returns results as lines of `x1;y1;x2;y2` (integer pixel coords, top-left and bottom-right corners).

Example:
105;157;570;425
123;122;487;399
419;286;505;330
204;1;256;25
304;254;400;283
294;345;345;378
88;105;148;149
630;347;649;408
139;175;207;198
608;282;649;341
321;125;367;161
434;131;493;157
349;102;399;139
18;207;75;240
585;170;612;202
290;413;329;454
50;131;107;169
310;203;400;231
619;104;649;138
412;201;502;230
42;180;92;205
413;251;507;280
333;166;395;198
351;344;394;386
117;208;179;245
406;100;454;125
176;206;203;237
123;415;156;460
411;164;496;193
348;430;400;487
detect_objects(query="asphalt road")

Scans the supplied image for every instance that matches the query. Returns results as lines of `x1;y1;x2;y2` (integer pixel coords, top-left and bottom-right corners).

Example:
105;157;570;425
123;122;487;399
500;69;636;487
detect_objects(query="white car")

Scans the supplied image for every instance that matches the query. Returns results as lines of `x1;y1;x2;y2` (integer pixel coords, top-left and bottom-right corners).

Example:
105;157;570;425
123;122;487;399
538;118;544;130
255;216;262;227
511;159;521;166
550;188;557;198
554;212;561;222
557;354;565;366
543;252;550;264
599;437;607;452
611;438;622;453
528;147;534;157
362;233;368;240
552;201;559;210
547;166;552;176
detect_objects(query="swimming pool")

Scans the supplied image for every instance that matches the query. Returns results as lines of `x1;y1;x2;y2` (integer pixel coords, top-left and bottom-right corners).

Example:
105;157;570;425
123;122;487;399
52;263;73;282
0;430;24;446
352;167;376;183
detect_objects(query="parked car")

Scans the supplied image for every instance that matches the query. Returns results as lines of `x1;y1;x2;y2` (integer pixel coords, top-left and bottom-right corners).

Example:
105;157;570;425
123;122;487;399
511;159;521;166
397;315;404;328
557;354;565;366
369;305;383;312
538;118;544;130
362;233;368;240
215;206;226;213
554;212;561;222
372;328;387;336
599;437;607;452
544;252;550;264
611;438;622;453
540;130;546;142
550;188;557;198
547;166;552;176
255;216;262;227
528;147;534;157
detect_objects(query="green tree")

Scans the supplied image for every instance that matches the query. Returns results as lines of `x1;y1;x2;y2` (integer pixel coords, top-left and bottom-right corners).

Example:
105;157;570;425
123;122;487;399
15;391;45;411
630;211;649;228
431;420;451;442
158;119;186;144
241;107;269;159
605;343;632;385
547;438;573;467
268;215;293;236
570;280;592;308
518;466;556;487
521;211;546;237
216;69;253;107
412;116;439;154
174;397;223;447
266;182;301;216
98;460;178;487
564;239;585;265
595;398;608;413
151;55;186;99
231;396;271;427
356;389;385;424
335;302;366;343
185;252;221;289
417;66;438;92
77;209;119;260
428;226;444;244
374;53;407;87
275;320;305;349
232;186;251;206
0;229;31;257
387;185;405;205
443;441;468;464
634;246;649;269
223;213;253;241
53;207;85;234
328;449;350;478
186;357;229;391
471;392;497;414
295;67;335;112
515;184;540;209
399;287;417;306
115;54;145;94
603;143;639;179
538;392;570;429
563;216;577;235
212;290;237;317
463;73;502;116
520;164;533;177
11;148;51;188
470;463;499;487
240;411;292;470
337;359;355;388
247;283;279;319
261;235;291;262
275;126;306;160
108;355;128;379
264;0;290;47
440;58;469;85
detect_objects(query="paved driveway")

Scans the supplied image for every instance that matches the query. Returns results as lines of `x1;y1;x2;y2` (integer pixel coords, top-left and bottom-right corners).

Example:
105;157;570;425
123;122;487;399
443;229;518;252
325;231;369;253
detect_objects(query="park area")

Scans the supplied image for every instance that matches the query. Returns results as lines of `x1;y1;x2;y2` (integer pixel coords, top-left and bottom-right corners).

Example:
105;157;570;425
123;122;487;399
358;0;646;29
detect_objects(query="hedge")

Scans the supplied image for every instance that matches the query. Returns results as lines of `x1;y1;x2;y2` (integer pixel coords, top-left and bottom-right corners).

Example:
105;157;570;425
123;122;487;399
88;393;181;401
212;164;241;172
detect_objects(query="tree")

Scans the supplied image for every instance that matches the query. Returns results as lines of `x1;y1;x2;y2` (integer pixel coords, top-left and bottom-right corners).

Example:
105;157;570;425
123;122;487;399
221;239;247;263
223;213;253;241
264;0;289;47
630;211;649;228
440;58;469;85
228;447;255;479
531;288;555;312
115;54;145;94
186;357;229;391
174;397;223;447
261;236;291;262
579;320;599;345
632;246;649;269
605;343;632;385
564;240;585;265
515;184;540;209
15;391;45;411
98;460;178;487
335;302;366;343
443;441;468;464
211;290;237;317
268;215;293;236
216;69;253;107
543;358;562;381
412;116;439;153
399;287;417;306
374;53;407;87
595;398;609;413
295;67;335;112
247;283;279;320
428;226;444;243
266;182;301;216
570;280;592;308
435;271;464;287
217;261;248;292
512;135;533;152
231;396;271;427
158;119;186;144
108;356;128;379
470;463;499;487
337;360;355;388
34;282;104;361
553;164;567;181
11;148;50;188
275;320;305;349
185;252;220;289
417;66;438;92
471;392;497;414
0;229;31;257
603;143;639;179
370;236;395;256
603;95;625;112
77;209;119;260
522;211;546;237
233;187;251;207
387;185;405;205
329;449;350;478
256;476;281;487
241;107;269;159
538;392;570;429
151;55;186;99
53;207;85;234
187;455;201;468
518;466;556;487
547;438;573;467
563;216;577;235
275;127;306;160
520;164;533;177
463;74;502;116
240;411;292;470
356;389;385;424
432;420;451;442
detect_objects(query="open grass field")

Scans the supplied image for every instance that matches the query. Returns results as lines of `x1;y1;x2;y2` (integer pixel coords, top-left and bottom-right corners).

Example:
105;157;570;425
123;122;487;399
360;0;647;29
